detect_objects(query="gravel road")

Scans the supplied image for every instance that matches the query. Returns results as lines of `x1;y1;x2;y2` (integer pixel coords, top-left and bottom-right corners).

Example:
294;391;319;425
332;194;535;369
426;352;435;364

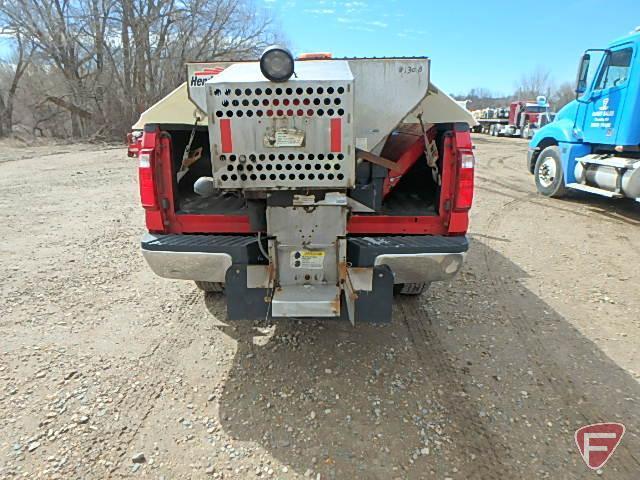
1;135;639;479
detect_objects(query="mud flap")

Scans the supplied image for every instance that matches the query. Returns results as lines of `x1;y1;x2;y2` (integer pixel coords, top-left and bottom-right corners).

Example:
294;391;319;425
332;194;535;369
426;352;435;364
341;265;394;324
226;264;393;323
225;264;270;320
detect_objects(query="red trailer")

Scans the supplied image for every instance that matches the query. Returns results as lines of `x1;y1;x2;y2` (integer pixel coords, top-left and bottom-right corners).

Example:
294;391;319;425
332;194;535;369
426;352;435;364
474;97;554;139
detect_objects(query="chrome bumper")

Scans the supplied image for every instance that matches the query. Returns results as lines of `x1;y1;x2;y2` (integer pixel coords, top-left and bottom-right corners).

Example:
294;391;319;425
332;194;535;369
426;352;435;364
375;252;466;284
141;249;232;283
142;233;467;286
142;250;465;285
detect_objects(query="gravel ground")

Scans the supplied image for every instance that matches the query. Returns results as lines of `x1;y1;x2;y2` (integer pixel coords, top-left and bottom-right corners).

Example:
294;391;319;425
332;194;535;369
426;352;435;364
0;134;639;479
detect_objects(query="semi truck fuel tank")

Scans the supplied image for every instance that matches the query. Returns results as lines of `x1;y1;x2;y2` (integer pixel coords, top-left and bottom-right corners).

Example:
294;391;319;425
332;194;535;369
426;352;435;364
574;155;640;199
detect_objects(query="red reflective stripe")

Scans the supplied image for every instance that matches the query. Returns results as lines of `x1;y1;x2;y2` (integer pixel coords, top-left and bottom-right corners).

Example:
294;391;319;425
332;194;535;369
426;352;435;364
220;119;233;153
330;118;341;152
194;67;224;76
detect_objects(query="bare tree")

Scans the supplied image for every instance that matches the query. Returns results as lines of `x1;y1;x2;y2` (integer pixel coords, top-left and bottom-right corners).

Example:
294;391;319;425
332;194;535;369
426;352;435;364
102;0;276;134
514;66;555;100
0;0;278;138
0;33;34;136
551;81;576;111
454;88;511;110
455;67;579;116
0;0;103;136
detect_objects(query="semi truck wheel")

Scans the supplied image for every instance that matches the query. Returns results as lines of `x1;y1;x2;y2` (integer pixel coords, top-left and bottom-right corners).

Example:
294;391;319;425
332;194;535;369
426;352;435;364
195;281;224;293
534;146;567;198
394;283;430;295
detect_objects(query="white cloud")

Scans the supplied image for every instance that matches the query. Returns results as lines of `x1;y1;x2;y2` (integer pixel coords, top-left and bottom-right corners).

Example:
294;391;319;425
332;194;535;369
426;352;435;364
304;8;336;14
347;26;375;32
296;0;388;31
336;17;386;28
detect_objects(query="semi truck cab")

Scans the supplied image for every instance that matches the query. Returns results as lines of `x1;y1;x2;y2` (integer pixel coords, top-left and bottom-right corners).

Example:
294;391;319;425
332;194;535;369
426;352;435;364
474;97;552;138
527;29;640;201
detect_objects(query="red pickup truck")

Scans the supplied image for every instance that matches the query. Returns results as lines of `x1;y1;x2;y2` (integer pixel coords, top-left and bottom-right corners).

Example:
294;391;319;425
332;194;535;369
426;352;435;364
130;48;476;324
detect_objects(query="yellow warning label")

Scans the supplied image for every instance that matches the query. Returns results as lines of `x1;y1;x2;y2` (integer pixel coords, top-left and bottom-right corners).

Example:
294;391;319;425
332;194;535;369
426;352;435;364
290;250;325;269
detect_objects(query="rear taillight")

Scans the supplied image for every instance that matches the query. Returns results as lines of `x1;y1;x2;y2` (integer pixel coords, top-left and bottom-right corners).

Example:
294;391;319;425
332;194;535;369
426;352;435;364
127;132;142;157
455;151;475;210
138;150;157;208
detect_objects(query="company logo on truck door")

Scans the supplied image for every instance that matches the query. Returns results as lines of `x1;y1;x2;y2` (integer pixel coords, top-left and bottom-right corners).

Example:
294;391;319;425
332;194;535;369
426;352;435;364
590;97;616;129
190;67;225;86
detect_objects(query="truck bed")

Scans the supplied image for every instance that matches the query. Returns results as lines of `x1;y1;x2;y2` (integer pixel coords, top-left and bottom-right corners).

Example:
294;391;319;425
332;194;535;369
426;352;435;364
380;190;437;216
177;192;247;215
177;190;437;217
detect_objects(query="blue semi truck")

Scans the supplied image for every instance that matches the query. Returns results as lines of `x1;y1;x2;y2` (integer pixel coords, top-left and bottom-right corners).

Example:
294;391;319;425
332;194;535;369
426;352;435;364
527;28;640;201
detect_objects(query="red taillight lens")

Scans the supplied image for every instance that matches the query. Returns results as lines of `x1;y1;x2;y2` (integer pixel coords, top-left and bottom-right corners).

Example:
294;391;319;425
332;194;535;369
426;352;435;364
127;132;142;158
455;152;475;210
138;150;157;208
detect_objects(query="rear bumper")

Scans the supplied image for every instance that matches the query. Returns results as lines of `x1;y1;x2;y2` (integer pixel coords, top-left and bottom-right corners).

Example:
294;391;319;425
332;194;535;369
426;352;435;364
375;252;465;284
347;235;468;284
141;233;264;283
141;233;468;285
142;249;232;283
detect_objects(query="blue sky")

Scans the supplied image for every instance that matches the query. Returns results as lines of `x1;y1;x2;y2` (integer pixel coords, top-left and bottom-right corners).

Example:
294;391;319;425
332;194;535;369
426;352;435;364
265;0;640;95
1;0;638;96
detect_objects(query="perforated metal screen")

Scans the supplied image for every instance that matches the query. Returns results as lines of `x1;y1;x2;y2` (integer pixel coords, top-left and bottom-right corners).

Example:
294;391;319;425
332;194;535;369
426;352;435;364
206;62;354;190
217;151;349;185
